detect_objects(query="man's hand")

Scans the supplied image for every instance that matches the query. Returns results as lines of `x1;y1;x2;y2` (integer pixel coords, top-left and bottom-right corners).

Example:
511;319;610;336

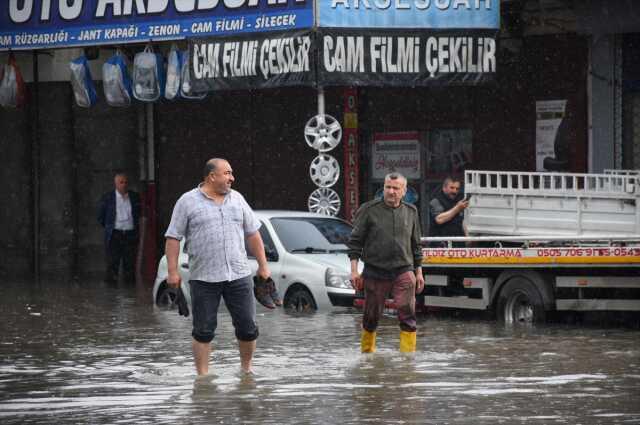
257;264;271;281
167;270;181;288
350;272;364;292
415;269;425;294
456;200;470;211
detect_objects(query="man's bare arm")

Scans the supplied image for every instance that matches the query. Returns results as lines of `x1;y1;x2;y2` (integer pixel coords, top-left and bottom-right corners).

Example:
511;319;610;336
246;231;271;280
435;200;469;225
165;238;182;287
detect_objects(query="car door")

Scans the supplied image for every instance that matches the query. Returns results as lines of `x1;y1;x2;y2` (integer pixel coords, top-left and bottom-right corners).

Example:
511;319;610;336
246;221;282;289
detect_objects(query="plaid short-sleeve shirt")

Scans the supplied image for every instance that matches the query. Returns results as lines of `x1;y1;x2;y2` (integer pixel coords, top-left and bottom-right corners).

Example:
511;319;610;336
164;186;260;283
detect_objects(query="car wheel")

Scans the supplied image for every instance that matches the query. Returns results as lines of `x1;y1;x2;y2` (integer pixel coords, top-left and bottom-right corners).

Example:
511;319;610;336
496;277;546;324
156;283;177;308
283;286;316;312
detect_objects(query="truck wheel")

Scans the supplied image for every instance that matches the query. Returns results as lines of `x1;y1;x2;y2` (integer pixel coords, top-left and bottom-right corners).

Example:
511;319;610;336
496;277;546;324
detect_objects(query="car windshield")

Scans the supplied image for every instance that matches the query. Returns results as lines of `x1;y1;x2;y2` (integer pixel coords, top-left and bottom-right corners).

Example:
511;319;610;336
270;217;352;253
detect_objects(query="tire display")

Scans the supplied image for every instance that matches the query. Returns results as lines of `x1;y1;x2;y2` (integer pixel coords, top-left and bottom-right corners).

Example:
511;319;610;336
305;113;343;216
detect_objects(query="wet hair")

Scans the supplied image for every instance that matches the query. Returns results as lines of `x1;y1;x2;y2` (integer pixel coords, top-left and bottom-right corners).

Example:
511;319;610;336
443;176;462;187
203;158;227;177
385;172;407;185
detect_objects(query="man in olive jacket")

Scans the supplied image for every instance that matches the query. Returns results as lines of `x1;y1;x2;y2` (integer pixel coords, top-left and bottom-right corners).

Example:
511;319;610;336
347;172;425;353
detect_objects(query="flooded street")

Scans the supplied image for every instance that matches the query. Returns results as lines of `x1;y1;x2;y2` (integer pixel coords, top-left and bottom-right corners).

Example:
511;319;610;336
1;281;639;424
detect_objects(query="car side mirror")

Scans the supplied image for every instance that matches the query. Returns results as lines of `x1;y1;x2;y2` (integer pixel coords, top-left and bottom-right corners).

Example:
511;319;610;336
265;246;279;262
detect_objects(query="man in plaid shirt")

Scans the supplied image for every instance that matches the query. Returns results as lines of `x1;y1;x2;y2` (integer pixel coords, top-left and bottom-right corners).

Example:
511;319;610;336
165;158;270;376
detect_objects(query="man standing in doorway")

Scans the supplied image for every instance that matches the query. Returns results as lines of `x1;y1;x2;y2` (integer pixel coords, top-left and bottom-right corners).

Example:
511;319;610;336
347;172;425;353
428;176;468;246
164;158;270;376
97;172;140;284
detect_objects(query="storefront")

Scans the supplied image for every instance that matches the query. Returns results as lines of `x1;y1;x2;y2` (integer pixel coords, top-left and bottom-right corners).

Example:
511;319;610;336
1;1;638;281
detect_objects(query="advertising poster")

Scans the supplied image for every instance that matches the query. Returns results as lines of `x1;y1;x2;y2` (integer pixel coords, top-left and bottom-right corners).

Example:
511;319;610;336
372;132;421;180
536;100;567;171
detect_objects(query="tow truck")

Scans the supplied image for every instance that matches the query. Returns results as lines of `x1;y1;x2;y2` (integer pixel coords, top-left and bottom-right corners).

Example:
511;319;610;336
420;169;640;323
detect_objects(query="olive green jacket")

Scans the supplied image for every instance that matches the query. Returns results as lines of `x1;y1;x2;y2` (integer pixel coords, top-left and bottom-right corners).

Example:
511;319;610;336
347;199;423;270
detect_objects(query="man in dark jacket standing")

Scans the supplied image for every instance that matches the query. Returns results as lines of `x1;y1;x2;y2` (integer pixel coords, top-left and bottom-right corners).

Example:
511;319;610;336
428;176;468;245
97;172;141;284
347;172;424;353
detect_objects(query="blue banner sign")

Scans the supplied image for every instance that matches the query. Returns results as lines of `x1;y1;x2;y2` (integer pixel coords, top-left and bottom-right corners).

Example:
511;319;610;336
0;0;313;51
318;0;500;29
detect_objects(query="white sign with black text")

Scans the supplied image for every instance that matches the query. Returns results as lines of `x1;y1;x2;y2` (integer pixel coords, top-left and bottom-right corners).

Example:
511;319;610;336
372;134;421;180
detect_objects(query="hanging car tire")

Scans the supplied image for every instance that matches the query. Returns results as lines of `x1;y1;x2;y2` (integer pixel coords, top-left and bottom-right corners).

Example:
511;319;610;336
496;277;546;324
283;285;316;312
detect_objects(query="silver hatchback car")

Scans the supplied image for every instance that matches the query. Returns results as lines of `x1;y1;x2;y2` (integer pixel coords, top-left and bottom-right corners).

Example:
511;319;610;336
152;210;358;312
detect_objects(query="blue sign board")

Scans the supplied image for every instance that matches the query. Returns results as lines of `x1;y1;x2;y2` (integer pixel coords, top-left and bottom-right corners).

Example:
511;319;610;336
0;0;313;50
318;0;500;29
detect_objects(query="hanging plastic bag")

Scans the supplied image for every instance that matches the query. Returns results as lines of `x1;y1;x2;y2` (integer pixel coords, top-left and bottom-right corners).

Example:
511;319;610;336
132;44;165;102
180;50;206;100
69;55;97;108
165;44;181;100
0;53;28;108
103;50;132;107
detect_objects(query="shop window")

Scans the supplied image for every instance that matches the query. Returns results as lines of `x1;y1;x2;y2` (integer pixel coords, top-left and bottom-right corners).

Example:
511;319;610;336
422;128;473;237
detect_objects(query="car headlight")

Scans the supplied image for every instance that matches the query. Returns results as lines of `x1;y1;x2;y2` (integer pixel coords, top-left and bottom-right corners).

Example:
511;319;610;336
325;267;353;289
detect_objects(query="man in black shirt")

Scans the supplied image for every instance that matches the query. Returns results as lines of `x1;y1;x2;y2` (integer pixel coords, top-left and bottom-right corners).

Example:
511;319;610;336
429;176;468;246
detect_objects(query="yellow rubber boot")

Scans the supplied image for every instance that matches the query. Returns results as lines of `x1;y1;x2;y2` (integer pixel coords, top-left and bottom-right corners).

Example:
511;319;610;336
399;330;416;353
360;330;376;353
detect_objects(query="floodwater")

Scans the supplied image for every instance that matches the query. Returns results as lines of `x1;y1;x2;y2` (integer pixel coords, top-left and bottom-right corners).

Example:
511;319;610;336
1;282;639;425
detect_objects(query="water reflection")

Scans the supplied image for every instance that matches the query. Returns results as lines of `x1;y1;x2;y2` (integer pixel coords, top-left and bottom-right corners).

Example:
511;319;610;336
1;281;639;424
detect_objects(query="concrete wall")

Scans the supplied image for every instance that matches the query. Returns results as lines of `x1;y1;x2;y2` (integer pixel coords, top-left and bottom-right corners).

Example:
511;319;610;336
0;94;32;280
589;34;616;173
0;81;140;281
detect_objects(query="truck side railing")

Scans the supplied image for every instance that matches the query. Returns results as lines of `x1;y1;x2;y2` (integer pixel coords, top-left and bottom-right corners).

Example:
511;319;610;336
465;170;638;198
463;170;640;237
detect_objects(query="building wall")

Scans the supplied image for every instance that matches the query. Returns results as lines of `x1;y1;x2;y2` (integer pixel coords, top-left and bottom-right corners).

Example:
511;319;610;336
0;82;140;281
0;94;32;280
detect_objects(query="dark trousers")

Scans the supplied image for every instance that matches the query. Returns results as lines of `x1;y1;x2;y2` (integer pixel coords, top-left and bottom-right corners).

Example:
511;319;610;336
190;277;259;343
362;271;417;333
106;229;137;283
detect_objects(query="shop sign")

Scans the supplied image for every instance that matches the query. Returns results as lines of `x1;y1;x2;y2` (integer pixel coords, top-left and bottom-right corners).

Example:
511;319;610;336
188;30;315;91
0;0;313;51
318;29;497;87
372;132;421;180
318;0;500;29
343;87;359;222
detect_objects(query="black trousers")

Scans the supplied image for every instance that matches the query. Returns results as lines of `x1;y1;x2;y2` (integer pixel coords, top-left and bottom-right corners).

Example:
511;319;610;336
106;229;137;283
